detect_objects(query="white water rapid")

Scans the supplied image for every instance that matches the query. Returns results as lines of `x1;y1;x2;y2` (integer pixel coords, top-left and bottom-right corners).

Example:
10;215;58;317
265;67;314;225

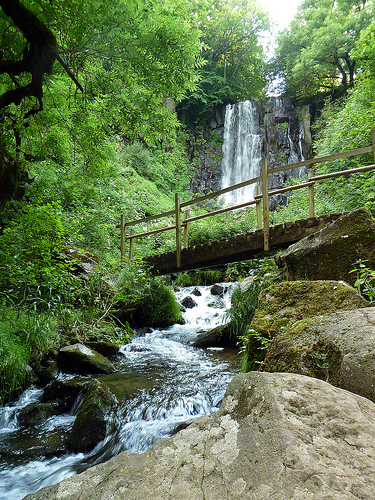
0;284;240;500
220;101;262;206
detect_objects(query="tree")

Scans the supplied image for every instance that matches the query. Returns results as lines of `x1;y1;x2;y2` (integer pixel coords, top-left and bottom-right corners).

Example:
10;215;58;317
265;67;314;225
0;0;203;208
272;0;373;100
178;0;269;123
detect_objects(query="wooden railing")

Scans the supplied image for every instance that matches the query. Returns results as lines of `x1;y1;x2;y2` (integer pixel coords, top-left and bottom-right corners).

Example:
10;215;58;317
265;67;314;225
120;129;375;267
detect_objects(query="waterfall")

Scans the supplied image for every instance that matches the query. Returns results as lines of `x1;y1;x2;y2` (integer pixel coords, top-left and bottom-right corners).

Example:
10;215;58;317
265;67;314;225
220;101;262;206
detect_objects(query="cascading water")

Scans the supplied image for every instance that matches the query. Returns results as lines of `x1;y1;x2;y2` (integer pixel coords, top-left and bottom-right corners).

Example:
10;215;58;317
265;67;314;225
220;101;262;206
0;284;240;500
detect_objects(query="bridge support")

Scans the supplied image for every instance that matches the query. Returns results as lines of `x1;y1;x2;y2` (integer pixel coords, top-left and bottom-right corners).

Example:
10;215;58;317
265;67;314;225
262;158;269;251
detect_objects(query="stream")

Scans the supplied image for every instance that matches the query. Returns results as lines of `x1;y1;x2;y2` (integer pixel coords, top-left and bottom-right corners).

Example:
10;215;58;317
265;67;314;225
0;283;241;500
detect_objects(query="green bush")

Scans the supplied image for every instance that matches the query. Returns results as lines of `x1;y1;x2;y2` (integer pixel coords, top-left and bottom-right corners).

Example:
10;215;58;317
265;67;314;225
224;257;281;343
0;201;81;309
0;306;59;403
115;260;183;327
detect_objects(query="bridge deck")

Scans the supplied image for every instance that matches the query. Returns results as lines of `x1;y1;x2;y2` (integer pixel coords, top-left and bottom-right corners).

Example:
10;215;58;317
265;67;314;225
145;213;344;275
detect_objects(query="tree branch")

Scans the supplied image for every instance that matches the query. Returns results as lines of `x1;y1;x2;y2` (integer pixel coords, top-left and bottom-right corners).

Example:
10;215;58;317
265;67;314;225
0;0;58;110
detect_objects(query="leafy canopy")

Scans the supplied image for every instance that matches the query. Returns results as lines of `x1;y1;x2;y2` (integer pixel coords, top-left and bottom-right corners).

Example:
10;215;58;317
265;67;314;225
272;0;373;100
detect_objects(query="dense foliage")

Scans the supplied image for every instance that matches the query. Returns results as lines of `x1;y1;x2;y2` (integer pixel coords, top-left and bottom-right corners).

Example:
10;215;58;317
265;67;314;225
272;0;373;100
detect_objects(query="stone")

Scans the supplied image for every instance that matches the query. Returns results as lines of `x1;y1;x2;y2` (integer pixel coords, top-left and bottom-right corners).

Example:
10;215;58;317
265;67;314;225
84;341;121;358
56;343;116;375
66;379;117;453
275;208;375;285
261;306;375;400
17;401;67;428
181;296;197;309
210;284;224;296
244;279;369;373
23;372;375;500
43;378;88;411
193;324;235;348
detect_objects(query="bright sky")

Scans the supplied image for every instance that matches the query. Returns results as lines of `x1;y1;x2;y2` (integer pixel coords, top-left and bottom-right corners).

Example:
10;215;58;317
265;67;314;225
258;0;303;31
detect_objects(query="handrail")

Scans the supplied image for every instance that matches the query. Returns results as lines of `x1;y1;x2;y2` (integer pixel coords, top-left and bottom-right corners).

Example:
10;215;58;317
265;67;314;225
120;129;375;266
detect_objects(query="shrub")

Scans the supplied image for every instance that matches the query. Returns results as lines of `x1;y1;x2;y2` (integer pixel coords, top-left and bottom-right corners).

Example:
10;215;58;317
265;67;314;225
224;257;281;343
0;306;59;403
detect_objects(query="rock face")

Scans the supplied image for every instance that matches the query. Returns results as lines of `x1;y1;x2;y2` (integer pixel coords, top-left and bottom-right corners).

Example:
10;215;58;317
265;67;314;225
275;208;375;286
56;343;116;375
185;98;311;203
24;372;375;500
261;306;375;400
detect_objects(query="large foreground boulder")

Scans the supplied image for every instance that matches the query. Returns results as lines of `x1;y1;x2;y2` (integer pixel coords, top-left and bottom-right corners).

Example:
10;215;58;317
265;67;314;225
261;306;375;400
24;372;375;500
275;208;375;285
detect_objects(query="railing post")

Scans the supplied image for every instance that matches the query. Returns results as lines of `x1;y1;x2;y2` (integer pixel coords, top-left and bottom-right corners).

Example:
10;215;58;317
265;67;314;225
254;185;262;230
371;129;375;163
183;209;190;249
308;166;315;218
129;228;135;261
261;158;269;251
120;214;126;261
175;193;182;268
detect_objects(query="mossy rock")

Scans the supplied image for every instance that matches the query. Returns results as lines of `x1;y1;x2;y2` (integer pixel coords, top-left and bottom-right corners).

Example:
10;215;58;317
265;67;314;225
251;280;369;337
275;208;375;285
66;379;116;453
57;343;116;375
260;307;375;400
244;280;369;374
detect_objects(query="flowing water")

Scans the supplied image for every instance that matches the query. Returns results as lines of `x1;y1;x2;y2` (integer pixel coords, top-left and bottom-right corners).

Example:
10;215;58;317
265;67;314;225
0;284;241;500
221;101;262;206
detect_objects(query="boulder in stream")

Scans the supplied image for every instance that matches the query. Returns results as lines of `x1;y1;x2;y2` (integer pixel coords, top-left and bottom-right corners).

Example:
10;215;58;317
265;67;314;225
23;371;375;499
181;295;197;309
56;343;116;375
66;379;117;453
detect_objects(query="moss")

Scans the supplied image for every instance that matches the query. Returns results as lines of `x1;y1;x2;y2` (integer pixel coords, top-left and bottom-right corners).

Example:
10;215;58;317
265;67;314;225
260;317;344;387
251;280;368;337
242;280;368;374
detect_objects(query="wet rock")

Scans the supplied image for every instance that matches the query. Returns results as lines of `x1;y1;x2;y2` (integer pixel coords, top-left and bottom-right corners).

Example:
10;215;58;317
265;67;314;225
210;284;224;296
84;342;121;358
193;324;235;348
66;379;116;453
17;401;68;428
35;360;59;386
207;297;225;308
43;379;88;410
56;343;116;375
181;296;197;309
191;287;202;296
24;372;375;500
275;208;375;285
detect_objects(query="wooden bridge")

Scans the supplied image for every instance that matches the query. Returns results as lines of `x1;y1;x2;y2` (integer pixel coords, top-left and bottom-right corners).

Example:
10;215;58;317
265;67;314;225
119;131;375;275
145;213;344;275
